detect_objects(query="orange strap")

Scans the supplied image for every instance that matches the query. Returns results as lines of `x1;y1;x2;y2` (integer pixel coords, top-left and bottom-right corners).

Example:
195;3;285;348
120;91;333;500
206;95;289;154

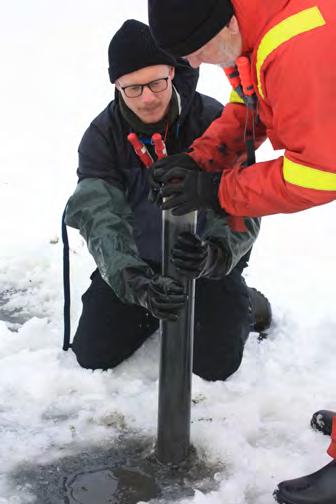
223;66;241;90
236;57;255;97
227;215;247;233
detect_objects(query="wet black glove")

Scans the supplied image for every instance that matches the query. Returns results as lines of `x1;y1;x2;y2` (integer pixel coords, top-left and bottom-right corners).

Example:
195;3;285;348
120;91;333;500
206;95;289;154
171;232;230;279
150;153;222;215
152;153;195;175
148;153;191;206
123;268;187;321
148;168;162;206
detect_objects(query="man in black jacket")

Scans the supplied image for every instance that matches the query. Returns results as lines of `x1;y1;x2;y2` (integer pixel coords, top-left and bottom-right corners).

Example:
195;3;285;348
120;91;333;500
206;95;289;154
65;19;270;381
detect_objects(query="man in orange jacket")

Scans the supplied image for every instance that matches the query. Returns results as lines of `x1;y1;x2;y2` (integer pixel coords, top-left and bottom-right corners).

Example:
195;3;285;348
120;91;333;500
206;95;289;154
148;0;336;219
148;0;336;503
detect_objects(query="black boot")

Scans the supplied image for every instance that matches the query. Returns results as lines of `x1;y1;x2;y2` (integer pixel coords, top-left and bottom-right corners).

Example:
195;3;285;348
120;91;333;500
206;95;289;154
311;410;335;436
248;287;272;333
274;460;336;504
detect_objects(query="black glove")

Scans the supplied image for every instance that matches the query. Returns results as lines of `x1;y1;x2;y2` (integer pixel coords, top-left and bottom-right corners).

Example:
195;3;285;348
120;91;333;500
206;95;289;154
171;232;230;279
148;153;192;206
150;153;222;215
152;152;196;177
148;168;162;206
123;268;187;321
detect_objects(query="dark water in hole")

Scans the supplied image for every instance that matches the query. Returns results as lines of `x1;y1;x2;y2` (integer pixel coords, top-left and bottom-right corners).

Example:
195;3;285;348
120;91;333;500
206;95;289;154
9;436;223;504
66;466;160;504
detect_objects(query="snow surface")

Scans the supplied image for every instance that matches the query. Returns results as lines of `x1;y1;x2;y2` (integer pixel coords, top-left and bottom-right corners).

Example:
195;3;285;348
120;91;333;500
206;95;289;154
1;1;336;503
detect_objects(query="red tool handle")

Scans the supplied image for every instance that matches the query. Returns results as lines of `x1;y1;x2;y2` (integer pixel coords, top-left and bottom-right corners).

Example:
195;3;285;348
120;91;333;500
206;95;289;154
152;133;167;159
152;133;184;186
236;56;254;97
127;133;153;168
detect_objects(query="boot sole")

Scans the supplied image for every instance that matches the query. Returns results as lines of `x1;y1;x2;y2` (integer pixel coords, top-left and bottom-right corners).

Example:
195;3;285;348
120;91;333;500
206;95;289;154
273;489;297;504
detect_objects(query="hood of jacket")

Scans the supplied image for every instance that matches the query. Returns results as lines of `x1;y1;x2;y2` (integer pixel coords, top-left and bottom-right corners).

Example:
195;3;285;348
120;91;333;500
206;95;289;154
232;0;291;53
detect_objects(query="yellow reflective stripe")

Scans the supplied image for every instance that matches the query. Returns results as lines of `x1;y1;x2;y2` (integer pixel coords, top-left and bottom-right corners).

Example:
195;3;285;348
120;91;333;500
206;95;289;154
256;6;326;99
283;157;336;191
229;89;244;105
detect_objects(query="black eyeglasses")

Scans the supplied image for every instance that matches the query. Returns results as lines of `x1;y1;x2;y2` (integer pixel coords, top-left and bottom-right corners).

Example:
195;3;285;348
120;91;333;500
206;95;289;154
118;76;170;98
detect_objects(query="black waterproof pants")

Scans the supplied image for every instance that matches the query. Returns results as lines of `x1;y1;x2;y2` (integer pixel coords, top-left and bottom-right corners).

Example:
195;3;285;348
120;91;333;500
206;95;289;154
71;268;251;381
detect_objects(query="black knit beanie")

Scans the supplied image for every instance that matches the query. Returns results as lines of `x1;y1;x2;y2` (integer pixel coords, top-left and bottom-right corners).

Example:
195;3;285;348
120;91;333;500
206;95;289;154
108;19;177;83
148;0;234;57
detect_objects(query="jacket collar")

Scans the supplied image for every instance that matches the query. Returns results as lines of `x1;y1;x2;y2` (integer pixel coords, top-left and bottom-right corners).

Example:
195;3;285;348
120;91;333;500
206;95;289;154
171;59;199;122
232;0;291;54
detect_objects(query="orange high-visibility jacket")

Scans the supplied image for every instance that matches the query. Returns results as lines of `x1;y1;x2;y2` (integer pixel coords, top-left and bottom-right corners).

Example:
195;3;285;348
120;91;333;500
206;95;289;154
188;0;336;217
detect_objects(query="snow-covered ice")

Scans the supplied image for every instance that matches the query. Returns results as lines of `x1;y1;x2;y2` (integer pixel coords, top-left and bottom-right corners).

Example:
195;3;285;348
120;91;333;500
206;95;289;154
1;1;335;503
